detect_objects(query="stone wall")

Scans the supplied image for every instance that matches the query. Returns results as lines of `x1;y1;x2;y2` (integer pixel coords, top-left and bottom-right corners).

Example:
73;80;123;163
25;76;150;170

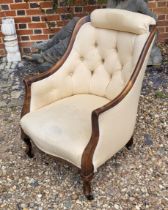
0;0;168;56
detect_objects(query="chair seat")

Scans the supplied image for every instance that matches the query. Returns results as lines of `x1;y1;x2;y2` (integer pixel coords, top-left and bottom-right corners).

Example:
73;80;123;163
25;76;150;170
21;94;109;168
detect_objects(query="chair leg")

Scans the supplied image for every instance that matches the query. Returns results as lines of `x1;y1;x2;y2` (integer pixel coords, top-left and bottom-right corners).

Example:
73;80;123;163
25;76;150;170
81;173;94;200
126;136;134;150
21;130;34;158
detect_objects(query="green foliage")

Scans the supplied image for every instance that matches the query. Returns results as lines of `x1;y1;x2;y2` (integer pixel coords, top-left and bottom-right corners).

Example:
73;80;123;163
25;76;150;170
97;0;107;3
155;91;168;99
23;0;107;31
24;0;107;11
52;0;58;11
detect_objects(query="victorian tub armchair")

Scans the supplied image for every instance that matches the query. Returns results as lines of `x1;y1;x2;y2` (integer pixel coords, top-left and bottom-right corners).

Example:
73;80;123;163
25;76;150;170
20;9;156;199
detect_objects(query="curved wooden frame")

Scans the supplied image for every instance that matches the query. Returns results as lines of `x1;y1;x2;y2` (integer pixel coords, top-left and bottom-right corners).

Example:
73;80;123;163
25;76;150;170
20;15;157;200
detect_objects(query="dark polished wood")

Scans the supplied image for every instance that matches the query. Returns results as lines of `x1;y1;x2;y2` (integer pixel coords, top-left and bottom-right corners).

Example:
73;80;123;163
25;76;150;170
20;15;157;200
21;129;34;158
126;136;134;150
83;181;94;200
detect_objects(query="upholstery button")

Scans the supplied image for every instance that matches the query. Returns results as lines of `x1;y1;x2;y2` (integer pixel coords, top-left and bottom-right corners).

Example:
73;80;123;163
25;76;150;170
69;72;73;76
80;56;84;61
95;42;98;47
91;70;94;75
101;58;105;63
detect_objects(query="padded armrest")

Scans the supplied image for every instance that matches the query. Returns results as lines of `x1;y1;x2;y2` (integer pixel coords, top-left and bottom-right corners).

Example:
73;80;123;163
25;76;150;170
93;58;147;169
21;16;89;117
92;30;155;169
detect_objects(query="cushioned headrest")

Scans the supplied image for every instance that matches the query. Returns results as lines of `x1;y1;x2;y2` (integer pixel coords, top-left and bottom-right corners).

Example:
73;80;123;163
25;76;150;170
91;9;156;34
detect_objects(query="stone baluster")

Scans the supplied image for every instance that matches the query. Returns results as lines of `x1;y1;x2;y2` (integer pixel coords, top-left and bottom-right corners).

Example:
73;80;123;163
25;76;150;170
1;18;21;62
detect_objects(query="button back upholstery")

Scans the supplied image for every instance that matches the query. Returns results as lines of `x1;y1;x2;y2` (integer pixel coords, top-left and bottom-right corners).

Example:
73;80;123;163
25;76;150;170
30;24;149;111
20;9;156;199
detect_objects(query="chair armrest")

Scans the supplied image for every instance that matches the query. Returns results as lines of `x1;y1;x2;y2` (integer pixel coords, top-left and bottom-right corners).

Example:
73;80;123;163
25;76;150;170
94;25;156;117
21;16;90;117
81;25;156;173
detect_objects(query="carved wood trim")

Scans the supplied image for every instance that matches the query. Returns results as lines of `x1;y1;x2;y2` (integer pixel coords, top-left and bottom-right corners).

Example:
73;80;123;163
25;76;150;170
81;25;157;176
21;16;90;117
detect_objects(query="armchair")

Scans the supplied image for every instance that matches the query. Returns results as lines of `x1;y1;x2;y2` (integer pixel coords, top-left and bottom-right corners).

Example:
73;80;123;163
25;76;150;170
20;9;156;200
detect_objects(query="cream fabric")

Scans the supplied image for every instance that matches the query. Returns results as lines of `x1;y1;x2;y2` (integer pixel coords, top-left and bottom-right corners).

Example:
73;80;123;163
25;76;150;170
93;41;154;169
21;10;155;171
91;9;156;34
30;23;149;111
21;94;109;168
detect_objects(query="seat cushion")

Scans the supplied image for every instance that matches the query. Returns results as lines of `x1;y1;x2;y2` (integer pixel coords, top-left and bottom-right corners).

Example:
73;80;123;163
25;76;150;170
21;94;109;168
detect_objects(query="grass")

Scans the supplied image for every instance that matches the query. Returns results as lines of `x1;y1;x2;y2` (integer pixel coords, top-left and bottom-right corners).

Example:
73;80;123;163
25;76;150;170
155;91;168;99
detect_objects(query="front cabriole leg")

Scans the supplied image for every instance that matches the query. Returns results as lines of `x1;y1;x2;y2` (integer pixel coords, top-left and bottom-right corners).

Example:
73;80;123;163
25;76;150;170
81;171;94;200
81;111;99;200
21;129;34;158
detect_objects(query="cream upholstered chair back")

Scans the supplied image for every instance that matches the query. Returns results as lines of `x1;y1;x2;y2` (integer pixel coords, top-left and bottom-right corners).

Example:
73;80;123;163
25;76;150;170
30;9;156;112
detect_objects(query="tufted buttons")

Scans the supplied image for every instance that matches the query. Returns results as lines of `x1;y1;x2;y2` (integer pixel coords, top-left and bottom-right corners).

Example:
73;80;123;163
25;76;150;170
94;42;98;47
101;58;105;63
80;56;84;61
109;73;113;79
91;70;94;75
69;72;73;76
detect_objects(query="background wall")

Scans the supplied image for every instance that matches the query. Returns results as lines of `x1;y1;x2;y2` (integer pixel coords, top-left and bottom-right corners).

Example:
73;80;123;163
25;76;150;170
0;0;168;57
